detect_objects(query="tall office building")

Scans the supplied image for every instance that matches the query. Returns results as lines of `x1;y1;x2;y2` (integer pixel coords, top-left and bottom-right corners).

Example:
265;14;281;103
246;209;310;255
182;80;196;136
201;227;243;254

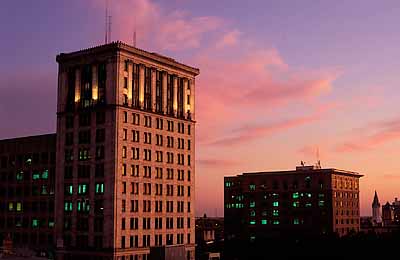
224;165;363;243
0;134;56;254
55;41;199;259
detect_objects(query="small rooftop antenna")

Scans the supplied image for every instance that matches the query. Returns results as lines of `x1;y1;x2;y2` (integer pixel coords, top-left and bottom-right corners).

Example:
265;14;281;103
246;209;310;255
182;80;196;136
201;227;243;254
105;0;112;43
316;147;322;169
133;17;137;47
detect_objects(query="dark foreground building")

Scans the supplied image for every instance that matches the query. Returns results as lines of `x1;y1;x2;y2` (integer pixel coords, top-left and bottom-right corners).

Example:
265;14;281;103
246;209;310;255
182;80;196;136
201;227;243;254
0;134;56;256
224;165;363;258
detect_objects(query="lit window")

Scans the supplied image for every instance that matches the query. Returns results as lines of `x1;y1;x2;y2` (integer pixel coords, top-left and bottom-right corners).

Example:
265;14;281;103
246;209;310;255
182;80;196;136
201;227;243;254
306;193;312;198
8;202;14;211
273;201;279;207
261;219;267;225
32;219;39;228
249;220;256;225
273;210;279;216
95;183;104;194
249;201;256;208
250;210;256;217
305;202;312;207
64;201;73;211
319;200;325;207
293;218;300;225
292;201;300;207
66;185;73;195
42;169;49;179
78;184;88;194
273;220;280;225
16;202;22;212
16;171;24;181
292;192;299;199
32;171;40;180
249;184;256;191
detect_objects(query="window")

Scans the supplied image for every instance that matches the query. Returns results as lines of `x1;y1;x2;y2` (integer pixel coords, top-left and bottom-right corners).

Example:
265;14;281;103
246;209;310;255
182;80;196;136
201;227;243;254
292;192;299;199
273;201;279;207
293;218;300;225
65;184;73;195
123;129;127;140
124;77;128;89
261;219;267;225
250;201;256;208
78;184;88;195
122;146;127;158
273;210;279;216
123;111;128;123
95;183;104;194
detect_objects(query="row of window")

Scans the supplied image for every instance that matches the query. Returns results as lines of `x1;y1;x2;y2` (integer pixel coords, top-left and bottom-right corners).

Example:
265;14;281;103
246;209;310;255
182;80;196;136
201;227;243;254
0;152;54;168
0;217;54;229
122;112;191;134
120;232;190;249
122;129;191;150
335;218;360;225
65;146;105;162
120;182;191;197
121;200;191;213
0;200;54;213
0;184;54;198
248;218;301;225
121;216;191;230
122;147;192;165
65;128;105;146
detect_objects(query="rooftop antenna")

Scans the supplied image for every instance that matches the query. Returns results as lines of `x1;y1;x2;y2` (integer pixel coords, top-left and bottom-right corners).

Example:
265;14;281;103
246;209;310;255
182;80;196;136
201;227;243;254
316;147;321;169
108;14;112;43
133;17;137;47
105;0;108;44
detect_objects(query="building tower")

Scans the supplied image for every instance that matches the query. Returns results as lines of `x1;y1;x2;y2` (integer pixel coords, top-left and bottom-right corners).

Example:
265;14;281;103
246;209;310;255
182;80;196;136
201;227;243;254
372;190;382;225
55;42;199;259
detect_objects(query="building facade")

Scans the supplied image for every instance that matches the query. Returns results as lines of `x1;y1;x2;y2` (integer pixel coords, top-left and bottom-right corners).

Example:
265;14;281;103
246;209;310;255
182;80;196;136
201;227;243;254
382;198;400;227
224;166;363;243
0;134;56;254
55;41;199;260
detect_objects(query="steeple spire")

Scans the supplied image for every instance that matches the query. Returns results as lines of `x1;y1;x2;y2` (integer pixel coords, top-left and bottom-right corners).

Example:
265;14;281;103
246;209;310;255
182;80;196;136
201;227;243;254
372;190;380;208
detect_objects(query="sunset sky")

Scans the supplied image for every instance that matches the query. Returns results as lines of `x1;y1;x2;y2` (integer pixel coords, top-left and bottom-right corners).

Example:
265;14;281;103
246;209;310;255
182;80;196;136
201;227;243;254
1;0;400;217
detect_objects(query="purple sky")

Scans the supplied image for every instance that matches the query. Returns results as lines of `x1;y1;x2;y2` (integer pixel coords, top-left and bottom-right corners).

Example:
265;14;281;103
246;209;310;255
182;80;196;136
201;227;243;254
2;0;400;216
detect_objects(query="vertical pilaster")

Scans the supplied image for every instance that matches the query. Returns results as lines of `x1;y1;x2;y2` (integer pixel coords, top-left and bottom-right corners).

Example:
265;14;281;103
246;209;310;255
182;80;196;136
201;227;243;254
162;72;168;114
183;78;188;119
173;76;178;116
74;68;81;102
139;65;145;108
128;62;133;105
92;64;98;101
190;79;195;120
151;68;156;112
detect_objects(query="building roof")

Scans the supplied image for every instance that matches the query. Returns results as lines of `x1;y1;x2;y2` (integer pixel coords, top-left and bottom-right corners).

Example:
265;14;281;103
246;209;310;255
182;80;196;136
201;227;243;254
372;190;380;207
230;166;363;178
56;41;200;76
0;133;56;143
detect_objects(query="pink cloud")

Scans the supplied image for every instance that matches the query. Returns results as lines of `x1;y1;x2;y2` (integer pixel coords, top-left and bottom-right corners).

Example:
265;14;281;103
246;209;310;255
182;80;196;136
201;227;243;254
215;29;241;49
335;118;400;152
197;159;241;168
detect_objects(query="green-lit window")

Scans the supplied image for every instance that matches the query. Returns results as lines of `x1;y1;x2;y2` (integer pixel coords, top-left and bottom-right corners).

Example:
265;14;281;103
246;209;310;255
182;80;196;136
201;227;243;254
225;181;233;187
66;185;73;195
318;200;325;207
261;219;267;225
273;201;279;207
305;202;312;207
16;171;24;181
249;184;256;191
41;185;48;195
225;204;231;209
64;201;73;212
292;201;300;207
41;169;49;179
78;184;88;194
273;220;280;225
32;171;40;180
77;200;90;212
273;209;279;216
318;193;325;198
249;201;256;208
236;203;244;208
95;183;104;194
293;218;300;225
237;195;244;201
16;202;22;212
249;220;256;225
48;221;55;228
250;210;256;217
306;193;312;198
32;219;39;228
8;202;14;211
272;193;279;198
292;192;299;199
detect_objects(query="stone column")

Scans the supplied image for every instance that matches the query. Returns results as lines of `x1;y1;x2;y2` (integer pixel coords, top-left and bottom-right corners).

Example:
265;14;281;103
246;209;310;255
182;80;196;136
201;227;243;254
162;72;168;114
139;65;145;108
128;62;133;105
74;67;81;103
173;76;178;116
151;68;156;111
92;64;98;101
183;78;188;119
190;79;195;120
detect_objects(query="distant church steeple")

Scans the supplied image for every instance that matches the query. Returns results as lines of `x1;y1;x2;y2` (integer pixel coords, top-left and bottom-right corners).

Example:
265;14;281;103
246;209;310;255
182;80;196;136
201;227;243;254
372;190;382;224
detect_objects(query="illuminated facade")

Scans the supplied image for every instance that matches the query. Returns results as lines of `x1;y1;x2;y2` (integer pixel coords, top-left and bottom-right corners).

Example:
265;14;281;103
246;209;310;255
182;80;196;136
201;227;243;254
55;41;199;259
0;134;56;253
224;166;363;242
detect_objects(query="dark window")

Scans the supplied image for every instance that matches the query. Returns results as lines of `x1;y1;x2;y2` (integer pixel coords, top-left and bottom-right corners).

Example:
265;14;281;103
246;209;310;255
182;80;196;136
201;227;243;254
132;64;140;108
167;74;174;115
96;111;105;125
144;67;152;111
156;71;163;113
98;63;107;104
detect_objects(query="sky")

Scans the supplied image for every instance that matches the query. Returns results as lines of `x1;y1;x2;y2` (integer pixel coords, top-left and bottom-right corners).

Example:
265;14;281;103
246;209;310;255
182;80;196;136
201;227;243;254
1;0;400;217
